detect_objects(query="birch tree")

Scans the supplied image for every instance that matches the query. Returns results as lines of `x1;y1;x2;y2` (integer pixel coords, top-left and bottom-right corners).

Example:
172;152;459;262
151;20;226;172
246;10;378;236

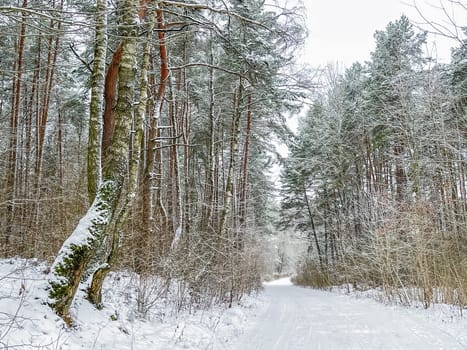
87;0;107;203
48;0;138;325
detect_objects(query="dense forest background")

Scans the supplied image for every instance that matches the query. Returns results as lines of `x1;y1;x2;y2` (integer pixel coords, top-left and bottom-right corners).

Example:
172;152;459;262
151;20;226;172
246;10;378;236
282;13;467;308
0;0;466;326
0;0;309;323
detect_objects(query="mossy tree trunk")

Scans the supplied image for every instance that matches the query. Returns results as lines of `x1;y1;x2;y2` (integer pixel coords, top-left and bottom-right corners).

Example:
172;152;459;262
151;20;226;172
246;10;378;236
48;0;138;326
88;6;156;307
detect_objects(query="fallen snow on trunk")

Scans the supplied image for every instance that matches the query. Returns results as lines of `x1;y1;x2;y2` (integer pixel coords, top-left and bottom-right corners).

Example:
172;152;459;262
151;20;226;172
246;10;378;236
231;278;467;350
49;180;112;284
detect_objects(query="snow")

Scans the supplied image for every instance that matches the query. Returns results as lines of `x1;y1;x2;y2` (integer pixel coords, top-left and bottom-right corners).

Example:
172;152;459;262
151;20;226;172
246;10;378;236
263;277;293;286
49;180;112;284
2;262;467;350
230;278;467;350
0;259;259;350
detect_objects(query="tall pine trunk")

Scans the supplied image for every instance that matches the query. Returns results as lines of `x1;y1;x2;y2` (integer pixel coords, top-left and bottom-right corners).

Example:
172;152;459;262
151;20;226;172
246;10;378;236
5;0;27;249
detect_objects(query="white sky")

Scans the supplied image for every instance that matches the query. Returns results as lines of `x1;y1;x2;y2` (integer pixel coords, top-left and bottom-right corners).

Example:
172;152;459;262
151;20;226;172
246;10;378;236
302;0;463;67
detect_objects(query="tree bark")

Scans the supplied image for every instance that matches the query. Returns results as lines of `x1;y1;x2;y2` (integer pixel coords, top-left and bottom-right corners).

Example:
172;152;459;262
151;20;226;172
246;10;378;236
102;46;121;156
202;37;216;231
101;1;150;157
141;4;170;254
219;81;243;240
304;184;324;271
239;93;252;228
48;0;138;325
5;0;27;248
88;5;155;306
87;0;107;202
35;0;62;192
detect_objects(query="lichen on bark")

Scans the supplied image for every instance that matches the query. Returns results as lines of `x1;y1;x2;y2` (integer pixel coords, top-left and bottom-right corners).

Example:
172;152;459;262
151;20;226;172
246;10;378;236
48;0;138;325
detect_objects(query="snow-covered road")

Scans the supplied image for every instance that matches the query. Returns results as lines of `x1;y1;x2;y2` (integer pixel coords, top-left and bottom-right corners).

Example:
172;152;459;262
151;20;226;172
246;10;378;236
2;259;466;350
232;279;466;350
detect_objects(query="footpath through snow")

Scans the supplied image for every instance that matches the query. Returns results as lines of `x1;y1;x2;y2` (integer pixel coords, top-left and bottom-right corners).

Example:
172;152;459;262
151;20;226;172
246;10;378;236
230;278;467;350
1;260;467;349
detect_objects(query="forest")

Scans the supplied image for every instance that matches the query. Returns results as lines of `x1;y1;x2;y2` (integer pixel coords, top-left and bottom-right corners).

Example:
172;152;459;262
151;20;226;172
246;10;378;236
282;14;467;308
0;0;308;327
0;0;466;338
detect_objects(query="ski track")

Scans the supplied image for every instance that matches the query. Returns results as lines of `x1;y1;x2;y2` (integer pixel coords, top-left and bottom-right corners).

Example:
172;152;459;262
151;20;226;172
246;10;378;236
231;280;466;350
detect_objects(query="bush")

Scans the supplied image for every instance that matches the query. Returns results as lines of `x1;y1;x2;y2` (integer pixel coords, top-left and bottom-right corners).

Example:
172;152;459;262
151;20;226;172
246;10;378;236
293;258;332;289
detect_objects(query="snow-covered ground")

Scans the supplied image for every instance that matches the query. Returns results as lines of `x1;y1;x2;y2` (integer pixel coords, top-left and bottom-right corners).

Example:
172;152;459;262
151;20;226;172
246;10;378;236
2;260;467;350
231;278;467;350
0;259;261;350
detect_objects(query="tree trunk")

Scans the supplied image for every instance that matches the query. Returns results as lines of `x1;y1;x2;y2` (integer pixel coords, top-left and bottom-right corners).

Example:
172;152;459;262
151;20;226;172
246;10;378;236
167;75;183;248
48;0;138;325
35;1;62;192
239;93;252;230
102;45;121;156
219;80;243;240
57;100;64;190
87;0;107;202
88;5;155;306
5;0;27;248
394;144;405;202
101;1;150;157
303;184;324;271
141;4;170;255
202;37;216;230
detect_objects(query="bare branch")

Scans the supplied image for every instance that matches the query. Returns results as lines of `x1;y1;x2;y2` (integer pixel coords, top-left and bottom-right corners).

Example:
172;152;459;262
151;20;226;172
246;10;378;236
69;43;93;72
161;0;270;30
404;0;466;45
170;62;250;81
